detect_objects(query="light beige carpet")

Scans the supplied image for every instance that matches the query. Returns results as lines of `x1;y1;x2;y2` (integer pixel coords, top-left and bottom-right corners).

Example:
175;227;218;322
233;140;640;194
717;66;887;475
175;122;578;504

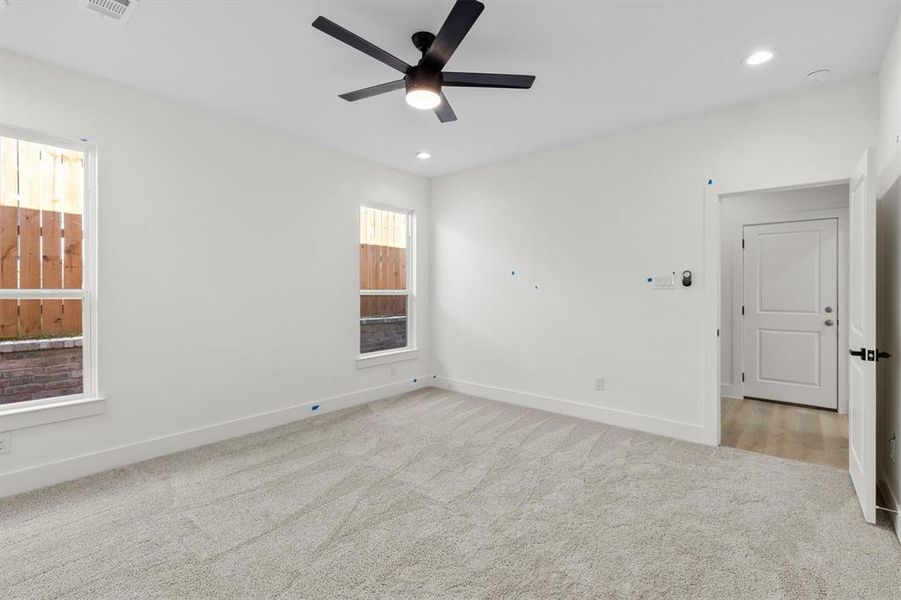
1;387;899;599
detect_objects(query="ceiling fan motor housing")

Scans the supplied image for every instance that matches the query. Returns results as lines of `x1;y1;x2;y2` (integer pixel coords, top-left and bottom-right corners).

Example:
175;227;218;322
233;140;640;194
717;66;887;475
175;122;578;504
405;65;443;95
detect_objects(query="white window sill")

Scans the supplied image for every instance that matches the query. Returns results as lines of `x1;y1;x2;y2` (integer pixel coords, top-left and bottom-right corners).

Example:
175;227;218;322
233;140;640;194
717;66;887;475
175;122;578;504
0;395;106;432
357;348;420;369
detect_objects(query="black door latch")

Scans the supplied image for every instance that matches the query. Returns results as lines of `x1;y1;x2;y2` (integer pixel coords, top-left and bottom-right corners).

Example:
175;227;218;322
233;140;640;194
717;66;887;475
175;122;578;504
849;348;893;361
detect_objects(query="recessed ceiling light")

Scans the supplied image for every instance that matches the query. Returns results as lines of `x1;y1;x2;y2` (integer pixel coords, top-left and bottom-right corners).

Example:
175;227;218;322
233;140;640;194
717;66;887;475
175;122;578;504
415;151;431;160
745;50;774;66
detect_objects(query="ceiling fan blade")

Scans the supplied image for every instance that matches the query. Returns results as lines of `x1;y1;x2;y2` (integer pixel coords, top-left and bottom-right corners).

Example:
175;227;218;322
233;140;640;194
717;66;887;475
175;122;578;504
339;80;406;102
434;92;457;123
422;0;485;72
442;72;536;89
312;16;410;74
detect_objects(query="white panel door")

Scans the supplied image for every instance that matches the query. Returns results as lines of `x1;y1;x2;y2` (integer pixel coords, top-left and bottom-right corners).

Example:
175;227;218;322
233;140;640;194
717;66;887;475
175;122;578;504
848;150;877;524
742;219;838;409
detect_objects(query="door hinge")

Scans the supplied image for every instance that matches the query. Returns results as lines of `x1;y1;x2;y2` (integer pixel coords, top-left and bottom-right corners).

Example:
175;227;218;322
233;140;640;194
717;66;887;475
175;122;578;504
876;349;892;361
741;305;745;316
742;238;745;249
716;328;720;337
741;372;745;382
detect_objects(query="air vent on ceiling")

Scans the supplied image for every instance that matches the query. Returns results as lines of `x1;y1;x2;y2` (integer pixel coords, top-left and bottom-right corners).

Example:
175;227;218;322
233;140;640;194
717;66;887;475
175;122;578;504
83;0;139;23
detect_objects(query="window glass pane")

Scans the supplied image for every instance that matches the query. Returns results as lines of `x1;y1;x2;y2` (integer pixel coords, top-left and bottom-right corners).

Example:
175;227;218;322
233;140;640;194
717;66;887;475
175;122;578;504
0;339;84;404
360;295;407;354
360;206;407;291
0;136;84;340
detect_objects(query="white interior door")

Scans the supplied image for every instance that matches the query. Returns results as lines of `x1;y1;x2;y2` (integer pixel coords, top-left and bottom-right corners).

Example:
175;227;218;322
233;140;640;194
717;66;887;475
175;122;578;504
742;219;838;409
848;149;877;524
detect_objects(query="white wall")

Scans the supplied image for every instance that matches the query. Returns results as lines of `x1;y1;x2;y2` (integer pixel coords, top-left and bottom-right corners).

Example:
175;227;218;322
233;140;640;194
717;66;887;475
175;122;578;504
431;76;878;444
0;51;431;495
877;14;901;541
720;185;848;403
878;16;901;194
0;38;892;499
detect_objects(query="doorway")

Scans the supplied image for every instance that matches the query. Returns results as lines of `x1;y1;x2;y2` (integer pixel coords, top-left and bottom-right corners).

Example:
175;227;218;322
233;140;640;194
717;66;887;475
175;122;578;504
715;183;850;469
704;151;881;524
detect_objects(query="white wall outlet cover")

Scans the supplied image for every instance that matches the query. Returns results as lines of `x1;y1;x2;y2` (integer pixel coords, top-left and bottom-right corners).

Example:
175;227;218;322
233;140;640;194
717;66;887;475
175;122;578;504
594;376;605;391
0;432;10;454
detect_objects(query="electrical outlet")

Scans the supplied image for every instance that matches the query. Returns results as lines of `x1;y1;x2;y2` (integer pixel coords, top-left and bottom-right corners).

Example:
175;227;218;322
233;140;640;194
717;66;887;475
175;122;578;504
0;432;10;454
594;376;605;391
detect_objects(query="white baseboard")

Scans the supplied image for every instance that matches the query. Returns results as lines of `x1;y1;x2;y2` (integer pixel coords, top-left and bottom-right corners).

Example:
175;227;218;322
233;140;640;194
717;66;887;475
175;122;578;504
877;475;901;545
0;379;427;498
435;377;709;445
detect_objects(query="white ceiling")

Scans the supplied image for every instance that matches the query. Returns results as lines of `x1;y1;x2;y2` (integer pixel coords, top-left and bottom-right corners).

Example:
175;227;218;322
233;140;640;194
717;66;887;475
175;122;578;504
1;1;898;177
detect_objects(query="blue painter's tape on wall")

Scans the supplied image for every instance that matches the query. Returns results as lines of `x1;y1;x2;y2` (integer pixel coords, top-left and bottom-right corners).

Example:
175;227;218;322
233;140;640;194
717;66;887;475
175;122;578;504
707;179;714;185
311;404;320;412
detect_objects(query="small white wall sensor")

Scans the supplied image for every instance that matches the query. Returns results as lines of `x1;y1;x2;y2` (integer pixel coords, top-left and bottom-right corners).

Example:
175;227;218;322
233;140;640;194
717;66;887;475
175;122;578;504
647;274;676;289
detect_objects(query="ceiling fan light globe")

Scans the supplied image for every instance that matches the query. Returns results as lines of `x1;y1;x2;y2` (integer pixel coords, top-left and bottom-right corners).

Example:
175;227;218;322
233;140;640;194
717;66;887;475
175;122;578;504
405;89;442;110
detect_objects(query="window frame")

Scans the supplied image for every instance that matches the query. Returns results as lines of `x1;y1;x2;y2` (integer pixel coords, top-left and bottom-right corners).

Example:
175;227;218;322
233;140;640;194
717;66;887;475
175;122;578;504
0;124;103;430
356;203;418;367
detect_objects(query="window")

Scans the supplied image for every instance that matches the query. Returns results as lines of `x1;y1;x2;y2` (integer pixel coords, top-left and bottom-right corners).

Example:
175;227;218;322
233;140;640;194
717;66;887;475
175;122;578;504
359;205;414;357
0;127;97;408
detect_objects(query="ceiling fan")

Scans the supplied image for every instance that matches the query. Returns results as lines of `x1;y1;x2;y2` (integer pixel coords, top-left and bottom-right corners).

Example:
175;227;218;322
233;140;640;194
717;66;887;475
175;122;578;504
312;0;535;123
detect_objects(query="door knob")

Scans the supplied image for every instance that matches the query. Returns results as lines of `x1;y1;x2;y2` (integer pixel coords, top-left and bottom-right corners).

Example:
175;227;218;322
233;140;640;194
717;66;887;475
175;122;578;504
825;319;834;326
824;306;833;313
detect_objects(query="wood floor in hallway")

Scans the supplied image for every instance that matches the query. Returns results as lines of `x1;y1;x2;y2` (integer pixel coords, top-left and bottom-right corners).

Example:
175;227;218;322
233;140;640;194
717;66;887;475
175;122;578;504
721;396;849;470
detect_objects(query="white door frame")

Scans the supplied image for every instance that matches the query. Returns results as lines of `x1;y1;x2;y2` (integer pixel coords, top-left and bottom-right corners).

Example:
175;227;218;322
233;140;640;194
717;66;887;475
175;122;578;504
732;209;849;413
703;179;849;446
